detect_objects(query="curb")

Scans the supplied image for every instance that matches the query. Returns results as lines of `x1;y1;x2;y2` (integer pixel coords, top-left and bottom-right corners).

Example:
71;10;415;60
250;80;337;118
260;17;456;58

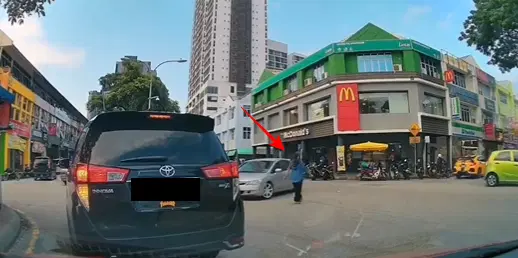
0;204;22;253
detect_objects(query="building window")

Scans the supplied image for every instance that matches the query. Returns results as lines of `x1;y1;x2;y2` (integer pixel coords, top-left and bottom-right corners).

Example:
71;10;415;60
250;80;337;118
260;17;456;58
243;127;251;139
306;99;330;121
216;115;221;125
420;56;440;79
357;53;394;73
242;105;250;116
207;96;218;102
478;84;492;98
221;131;227;141
229;129;235;140
229;107;235;119
313;64;325;82
482;112;494;124
452;71;466;88
284;108;298;125
500;93;508;104
359;92;409;114
422;94;445;116
460;104;476;123
288;77;297;92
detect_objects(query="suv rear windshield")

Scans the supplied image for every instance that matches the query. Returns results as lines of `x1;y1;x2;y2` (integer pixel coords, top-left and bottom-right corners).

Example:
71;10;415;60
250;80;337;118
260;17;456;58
80;112;228;166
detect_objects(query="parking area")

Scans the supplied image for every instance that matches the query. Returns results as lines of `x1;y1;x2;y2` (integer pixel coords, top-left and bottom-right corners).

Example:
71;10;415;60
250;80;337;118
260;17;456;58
2;178;518;257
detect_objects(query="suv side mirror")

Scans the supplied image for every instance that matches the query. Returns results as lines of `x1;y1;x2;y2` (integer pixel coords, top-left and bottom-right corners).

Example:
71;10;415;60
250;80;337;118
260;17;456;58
274;168;282;173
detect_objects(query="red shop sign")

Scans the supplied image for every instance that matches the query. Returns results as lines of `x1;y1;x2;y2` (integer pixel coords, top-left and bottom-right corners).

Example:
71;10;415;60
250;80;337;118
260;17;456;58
484;124;496;141
9;119;31;138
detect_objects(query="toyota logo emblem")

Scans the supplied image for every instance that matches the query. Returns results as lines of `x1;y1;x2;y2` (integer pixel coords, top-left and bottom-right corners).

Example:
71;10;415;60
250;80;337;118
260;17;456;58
159;165;176;177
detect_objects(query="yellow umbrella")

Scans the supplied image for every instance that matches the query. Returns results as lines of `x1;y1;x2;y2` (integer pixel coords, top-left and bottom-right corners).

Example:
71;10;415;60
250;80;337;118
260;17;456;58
350;141;389;152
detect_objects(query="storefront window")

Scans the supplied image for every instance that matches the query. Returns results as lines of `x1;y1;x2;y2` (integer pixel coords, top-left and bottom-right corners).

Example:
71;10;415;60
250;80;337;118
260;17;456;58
306;99;330;121
422;94;445;116
359;92;409;114
283;108;298;125
357;53;394;73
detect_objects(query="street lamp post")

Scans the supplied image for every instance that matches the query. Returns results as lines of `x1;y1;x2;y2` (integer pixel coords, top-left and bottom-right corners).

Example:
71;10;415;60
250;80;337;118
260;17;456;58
146;59;187;110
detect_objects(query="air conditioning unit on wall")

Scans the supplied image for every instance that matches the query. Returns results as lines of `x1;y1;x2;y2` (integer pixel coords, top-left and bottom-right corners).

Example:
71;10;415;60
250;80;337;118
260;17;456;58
304;78;313;86
393;64;403;72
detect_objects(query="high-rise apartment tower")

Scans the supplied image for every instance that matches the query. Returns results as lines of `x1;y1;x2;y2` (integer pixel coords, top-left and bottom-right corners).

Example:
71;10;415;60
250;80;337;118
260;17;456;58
186;0;268;116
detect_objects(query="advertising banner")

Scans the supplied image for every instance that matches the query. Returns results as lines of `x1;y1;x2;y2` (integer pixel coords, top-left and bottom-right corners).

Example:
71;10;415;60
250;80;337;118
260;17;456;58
9;120;31;139
336;145;346;172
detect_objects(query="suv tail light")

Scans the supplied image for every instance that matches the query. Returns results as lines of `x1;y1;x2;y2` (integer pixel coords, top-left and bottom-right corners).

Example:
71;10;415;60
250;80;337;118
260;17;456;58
74;164;130;184
202;162;239;179
73;164;130;210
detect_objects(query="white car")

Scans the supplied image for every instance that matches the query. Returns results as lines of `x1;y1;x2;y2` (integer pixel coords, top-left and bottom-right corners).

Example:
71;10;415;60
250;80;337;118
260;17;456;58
238;158;293;199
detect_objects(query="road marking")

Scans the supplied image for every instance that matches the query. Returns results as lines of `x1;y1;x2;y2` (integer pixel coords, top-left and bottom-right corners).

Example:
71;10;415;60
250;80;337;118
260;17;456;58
12;207;40;255
345;213;364;239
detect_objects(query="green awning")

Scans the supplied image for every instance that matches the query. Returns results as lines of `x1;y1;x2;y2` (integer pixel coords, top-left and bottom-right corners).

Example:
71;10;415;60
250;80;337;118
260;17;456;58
237;148;253;155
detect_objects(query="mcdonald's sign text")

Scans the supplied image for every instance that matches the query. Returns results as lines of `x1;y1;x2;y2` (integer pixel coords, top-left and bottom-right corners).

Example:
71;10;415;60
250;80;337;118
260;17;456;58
338;87;356;102
444;70;455;84
336;84;360;131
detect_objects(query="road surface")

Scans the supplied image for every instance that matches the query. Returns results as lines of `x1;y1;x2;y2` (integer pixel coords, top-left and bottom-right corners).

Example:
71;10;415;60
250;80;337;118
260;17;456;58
3;178;518;257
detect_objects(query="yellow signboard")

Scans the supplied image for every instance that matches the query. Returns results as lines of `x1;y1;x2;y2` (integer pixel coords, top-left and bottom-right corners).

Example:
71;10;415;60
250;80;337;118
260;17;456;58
336;145;346;172
338;87;355;102
409;123;421;136
443;53;469;73
409;136;421;144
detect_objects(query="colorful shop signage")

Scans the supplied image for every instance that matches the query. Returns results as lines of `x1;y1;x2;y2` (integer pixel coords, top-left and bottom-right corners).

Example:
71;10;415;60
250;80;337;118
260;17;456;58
449;85;479;106
333;39;441;60
8;119;31;139
442;53;469;73
8;134;26;151
336;84;360;131
444;70;455;84
476;68;496;86
452;122;484;138
484;124;496;140
281;128;310;139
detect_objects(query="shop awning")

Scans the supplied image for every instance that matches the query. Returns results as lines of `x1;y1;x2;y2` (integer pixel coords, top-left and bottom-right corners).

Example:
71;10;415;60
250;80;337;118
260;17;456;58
0;86;14;104
350;141;389;152
237;148;253;155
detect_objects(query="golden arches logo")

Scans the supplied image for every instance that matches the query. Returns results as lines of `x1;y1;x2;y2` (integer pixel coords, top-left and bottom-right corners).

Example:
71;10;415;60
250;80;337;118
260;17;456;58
339;87;356;102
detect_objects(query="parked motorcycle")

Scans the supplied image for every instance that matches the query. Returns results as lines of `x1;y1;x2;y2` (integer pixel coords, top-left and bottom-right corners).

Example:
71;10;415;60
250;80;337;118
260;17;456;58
1;169;20;181
427;162;438;178
310;162;335;180
415;158;424;179
390;163;400;180
359;163;388;181
398;159;412;180
427;162;451;178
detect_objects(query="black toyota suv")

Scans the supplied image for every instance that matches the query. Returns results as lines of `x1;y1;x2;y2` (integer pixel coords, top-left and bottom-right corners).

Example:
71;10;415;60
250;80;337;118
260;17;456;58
65;111;244;258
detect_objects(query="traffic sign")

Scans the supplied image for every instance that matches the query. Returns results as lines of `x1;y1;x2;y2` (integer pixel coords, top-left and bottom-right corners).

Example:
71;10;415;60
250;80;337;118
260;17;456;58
409;123;421;136
409;136;421;144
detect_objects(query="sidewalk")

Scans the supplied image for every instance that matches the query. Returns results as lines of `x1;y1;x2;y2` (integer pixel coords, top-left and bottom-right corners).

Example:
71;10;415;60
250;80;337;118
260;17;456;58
0;204;22;252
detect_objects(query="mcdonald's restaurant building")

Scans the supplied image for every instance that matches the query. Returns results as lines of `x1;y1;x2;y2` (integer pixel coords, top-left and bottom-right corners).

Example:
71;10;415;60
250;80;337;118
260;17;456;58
252;74;452;172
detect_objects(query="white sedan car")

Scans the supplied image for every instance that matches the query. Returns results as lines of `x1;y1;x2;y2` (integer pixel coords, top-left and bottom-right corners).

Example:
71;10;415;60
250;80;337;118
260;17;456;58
238;158;293;199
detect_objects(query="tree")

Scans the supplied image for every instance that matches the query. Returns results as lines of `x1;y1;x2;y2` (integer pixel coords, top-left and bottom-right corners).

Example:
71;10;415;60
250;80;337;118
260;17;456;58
459;0;518;72
87;60;181;114
2;0;55;25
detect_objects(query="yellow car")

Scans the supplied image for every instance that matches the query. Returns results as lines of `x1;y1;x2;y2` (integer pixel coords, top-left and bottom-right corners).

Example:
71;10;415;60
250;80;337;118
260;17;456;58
485;150;518;187
453;155;486;178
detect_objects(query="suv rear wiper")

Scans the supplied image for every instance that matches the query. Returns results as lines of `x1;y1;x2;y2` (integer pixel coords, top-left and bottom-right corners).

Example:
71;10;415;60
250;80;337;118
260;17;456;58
120;156;168;163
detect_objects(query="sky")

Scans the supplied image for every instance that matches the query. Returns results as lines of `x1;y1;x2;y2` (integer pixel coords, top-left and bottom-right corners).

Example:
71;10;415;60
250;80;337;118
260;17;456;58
0;0;517;117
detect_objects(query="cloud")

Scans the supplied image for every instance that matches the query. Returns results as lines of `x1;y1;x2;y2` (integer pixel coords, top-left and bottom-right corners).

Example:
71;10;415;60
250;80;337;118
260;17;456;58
403;5;432;23
0;17;85;69
437;13;454;30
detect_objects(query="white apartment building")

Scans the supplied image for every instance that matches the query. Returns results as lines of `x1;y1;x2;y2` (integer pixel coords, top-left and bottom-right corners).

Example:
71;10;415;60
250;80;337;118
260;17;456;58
186;0;267;116
213;94;253;154
266;39;288;70
287;52;306;67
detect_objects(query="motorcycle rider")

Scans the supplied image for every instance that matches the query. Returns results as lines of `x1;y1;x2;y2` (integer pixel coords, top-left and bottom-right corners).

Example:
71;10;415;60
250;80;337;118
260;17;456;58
436;153;447;174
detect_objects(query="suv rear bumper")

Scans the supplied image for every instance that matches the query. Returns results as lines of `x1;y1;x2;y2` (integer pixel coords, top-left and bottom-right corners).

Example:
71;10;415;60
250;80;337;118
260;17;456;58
68;201;245;256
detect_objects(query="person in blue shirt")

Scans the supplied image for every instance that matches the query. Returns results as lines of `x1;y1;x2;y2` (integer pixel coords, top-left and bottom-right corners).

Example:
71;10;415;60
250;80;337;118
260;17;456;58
287;152;306;203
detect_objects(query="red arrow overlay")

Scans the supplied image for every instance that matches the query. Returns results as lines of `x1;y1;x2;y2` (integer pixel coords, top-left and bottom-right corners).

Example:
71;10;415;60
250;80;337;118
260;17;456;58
241;106;285;151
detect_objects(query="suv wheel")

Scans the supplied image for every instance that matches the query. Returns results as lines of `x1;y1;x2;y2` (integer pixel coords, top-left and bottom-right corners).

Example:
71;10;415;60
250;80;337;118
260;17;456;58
262;182;274;199
486;173;499;187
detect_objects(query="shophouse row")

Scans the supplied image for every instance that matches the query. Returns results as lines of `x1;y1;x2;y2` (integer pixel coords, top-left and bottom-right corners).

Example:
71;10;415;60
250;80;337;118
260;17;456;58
250;23;518;172
0;30;88;173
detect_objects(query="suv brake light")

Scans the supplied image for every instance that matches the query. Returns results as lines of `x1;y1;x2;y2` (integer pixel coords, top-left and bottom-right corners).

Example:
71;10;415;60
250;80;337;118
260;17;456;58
202;162;239;179
74;164;130;184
